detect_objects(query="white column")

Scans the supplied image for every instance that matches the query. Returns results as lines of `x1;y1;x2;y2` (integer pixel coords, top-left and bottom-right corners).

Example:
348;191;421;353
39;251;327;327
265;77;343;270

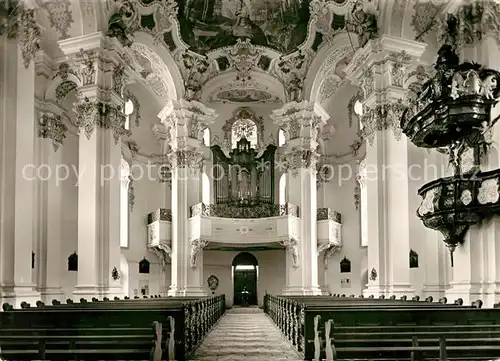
272;101;328;295
59;33;128;299
344;36;426;297
158;100;216;296
0;36;41;306
34;110;67;302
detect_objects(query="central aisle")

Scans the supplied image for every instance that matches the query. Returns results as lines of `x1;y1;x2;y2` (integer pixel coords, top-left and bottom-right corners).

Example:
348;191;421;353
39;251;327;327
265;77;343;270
191;307;302;360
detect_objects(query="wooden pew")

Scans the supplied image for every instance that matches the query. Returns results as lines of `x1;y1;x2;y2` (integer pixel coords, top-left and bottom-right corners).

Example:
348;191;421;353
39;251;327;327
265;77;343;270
0;295;225;360
264;294;498;360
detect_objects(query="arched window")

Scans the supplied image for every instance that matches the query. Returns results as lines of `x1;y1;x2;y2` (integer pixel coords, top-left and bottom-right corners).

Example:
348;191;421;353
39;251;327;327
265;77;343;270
203;127;210;147
354;100;364;131
357;159;368;247
279;174;287;205
232;118;257;148
120;158;131;248
124;99;134;130
278;128;286;147
202;172;210;204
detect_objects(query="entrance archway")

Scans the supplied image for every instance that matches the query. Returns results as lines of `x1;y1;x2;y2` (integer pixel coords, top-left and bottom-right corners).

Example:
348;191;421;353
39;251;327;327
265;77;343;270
232;252;258;306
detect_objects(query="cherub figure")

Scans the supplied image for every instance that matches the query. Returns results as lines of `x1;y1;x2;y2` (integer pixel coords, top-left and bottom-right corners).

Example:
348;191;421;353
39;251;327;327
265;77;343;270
107;1;136;47
480;75;498;99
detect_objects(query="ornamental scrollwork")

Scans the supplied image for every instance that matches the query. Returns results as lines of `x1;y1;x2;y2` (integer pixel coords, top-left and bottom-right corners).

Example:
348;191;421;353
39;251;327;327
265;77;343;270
318;243;342;270
128;176;135;211
189;239;209;268
38;112;68;151
283;149;320;177
281;238;299;268
148;242;172;272
360;99;406;145
169;149;203;170
1;4;42;69
389;51;412;87
73;95;131;144
75;49;97;86
226;38;260;82
112;63;126;94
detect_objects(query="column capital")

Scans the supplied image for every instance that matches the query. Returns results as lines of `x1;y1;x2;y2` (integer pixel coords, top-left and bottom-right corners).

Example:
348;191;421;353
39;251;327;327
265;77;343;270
344;36;426;146
271;101;329;149
73;96;131;144
2;3;43;69
158;99;217;149
345;35;427;87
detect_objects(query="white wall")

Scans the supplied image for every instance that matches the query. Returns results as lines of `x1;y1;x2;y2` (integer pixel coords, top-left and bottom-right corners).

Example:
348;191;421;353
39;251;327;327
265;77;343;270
203;249;286;307
318;159;365;295
121;168;170;297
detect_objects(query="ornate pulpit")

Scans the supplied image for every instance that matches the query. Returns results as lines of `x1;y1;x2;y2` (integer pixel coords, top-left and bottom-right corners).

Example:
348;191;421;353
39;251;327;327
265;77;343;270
211;137;276;212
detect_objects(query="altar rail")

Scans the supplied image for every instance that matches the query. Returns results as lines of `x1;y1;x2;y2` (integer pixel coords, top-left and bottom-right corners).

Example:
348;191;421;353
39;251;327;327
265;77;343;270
0;295;225;360
264;294;500;360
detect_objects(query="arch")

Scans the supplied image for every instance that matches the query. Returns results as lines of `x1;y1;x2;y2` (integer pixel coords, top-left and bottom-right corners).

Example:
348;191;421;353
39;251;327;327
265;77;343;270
278;128;286;147
45;73;82;102
203;127;210;147
200;70;287;104
222;107;264;148
232;252;258;306
231;118;258;148
279;174;287;205
232;252;258;266
202;172;210;205
304;33;358;101
132;31;184;100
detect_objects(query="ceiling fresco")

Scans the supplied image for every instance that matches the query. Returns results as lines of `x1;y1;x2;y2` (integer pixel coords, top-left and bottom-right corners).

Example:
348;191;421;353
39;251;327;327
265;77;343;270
34;0;380;105
176;0;311;55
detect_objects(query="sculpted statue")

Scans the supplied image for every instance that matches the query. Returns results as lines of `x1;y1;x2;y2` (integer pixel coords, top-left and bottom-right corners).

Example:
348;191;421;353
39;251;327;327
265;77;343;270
107;0;136;47
189;239;208;268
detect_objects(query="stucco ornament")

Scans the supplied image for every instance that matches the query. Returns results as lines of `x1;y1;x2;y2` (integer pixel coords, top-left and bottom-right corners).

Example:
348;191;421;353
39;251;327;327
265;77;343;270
2;4;42;69
38;112;68;151
227;38;260;82
360;99;406;145
40;0;74;40
189;239;209;268
477;179;500;205
73;95;131;144
418;188;437;216
460;189;472;206
318;243;342;270
75;49;97;86
207;275;219;293
274;50;312;102
281;238;300;268
169;149;204;171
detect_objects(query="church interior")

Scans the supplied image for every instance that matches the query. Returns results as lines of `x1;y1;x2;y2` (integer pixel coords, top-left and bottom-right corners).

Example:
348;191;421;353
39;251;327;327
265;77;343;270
3;0;500;360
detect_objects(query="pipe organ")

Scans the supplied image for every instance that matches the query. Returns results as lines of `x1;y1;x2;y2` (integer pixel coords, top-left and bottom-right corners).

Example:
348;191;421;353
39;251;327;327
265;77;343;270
212;137;276;207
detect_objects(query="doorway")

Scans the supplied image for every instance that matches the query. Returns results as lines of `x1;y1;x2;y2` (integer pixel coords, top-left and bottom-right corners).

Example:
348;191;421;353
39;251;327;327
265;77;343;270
232;252;258;306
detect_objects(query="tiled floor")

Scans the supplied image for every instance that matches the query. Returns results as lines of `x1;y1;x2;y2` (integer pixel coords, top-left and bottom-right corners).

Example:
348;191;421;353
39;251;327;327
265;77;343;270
191;307;302;361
